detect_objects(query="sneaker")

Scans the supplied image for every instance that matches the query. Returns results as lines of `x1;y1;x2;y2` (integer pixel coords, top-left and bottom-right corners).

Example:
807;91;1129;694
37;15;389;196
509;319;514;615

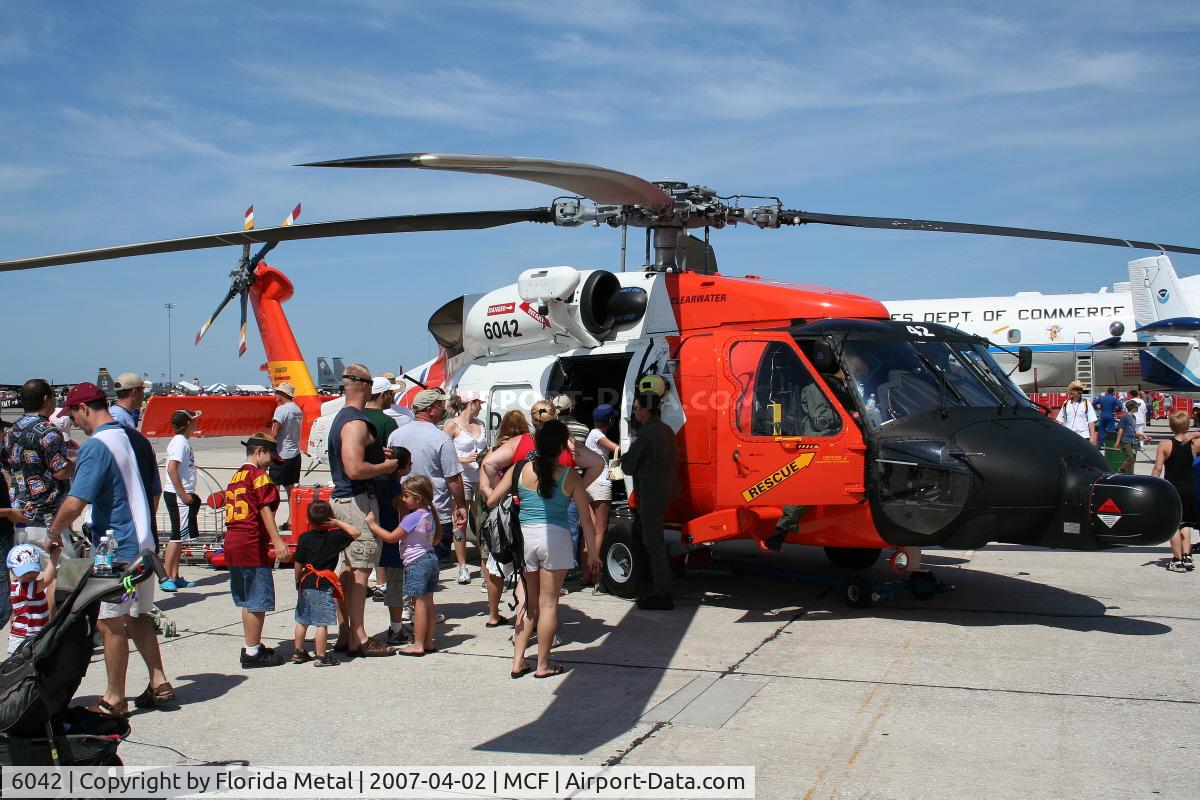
401;600;413;623
1168;559;1188;573
1183;554;1195;572
241;647;283;668
386;628;410;647
457;565;471;584
636;594;675;611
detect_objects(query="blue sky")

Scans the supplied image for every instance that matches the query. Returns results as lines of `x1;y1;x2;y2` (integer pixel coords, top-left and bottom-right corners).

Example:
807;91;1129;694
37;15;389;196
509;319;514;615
3;1;1199;385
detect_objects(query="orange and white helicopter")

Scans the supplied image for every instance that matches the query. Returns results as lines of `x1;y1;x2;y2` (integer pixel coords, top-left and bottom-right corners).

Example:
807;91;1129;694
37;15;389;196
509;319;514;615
5;153;1197;605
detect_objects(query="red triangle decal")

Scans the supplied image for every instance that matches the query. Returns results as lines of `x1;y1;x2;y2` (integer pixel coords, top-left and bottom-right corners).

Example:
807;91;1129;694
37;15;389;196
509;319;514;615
1097;498;1121;514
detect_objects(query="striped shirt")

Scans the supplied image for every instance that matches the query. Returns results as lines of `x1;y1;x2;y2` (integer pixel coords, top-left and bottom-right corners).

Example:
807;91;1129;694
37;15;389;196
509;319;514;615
10;578;48;644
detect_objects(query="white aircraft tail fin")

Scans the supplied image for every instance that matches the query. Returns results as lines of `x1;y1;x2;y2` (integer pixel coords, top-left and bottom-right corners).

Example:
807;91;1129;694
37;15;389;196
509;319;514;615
1129;255;1200;390
1130;255;1196;330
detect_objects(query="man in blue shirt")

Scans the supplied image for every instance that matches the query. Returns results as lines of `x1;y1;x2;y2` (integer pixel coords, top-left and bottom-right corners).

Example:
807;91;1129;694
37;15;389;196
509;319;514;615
109;371;146;430
1094;387;1122;449
50;382;171;717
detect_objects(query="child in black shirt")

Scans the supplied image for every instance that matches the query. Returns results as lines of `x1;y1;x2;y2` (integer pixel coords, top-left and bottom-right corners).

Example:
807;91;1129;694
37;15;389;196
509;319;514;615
293;500;359;666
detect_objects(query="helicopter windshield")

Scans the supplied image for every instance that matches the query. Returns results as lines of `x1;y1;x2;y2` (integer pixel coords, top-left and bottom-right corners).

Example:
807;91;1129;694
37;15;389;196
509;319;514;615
839;335;1025;426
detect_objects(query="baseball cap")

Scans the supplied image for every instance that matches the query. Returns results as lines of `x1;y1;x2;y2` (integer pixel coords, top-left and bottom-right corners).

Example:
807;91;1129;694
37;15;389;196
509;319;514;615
170;409;202;428
371;376;392;395
113;372;143;391
412;388;447;411
7;543;44;577
241;435;284;462
593;403;619;424
64;382;106;408
275;382;295;398
551;394;574;413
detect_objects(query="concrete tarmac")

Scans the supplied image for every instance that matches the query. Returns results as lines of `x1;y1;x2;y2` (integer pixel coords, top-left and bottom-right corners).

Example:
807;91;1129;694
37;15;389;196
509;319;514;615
21;417;1200;798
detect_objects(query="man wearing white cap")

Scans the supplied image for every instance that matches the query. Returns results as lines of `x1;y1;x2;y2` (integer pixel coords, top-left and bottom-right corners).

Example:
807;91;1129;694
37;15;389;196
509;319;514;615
110;372;147;430
1056;381;1097;440
266;382;302;507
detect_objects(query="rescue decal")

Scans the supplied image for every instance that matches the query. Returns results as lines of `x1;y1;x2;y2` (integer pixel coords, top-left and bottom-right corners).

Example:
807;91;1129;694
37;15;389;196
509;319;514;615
518;301;551;328
1097;513;1121;528
742;453;815;501
1096;498;1122;514
487;302;515;316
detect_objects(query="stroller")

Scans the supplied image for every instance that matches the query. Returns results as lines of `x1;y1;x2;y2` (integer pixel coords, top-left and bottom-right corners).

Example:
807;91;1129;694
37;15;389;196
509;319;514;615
0;550;166;766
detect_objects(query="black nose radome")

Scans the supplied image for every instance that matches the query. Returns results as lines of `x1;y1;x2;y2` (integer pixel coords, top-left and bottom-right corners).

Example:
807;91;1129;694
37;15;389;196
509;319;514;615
1089;474;1181;547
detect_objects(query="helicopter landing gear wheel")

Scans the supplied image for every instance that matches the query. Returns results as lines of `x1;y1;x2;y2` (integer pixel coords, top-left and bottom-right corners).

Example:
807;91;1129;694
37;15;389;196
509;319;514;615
843;577;875;609
601;517;644;599
824;547;882;571
909;570;939;600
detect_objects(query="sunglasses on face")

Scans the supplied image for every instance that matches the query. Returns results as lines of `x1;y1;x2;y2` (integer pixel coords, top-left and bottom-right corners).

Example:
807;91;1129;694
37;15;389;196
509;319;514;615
341;374;372;384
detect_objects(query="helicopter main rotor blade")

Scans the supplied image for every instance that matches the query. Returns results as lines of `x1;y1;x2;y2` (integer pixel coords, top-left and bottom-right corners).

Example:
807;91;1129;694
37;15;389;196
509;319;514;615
195;285;239;346
0;208;554;272
301;152;675;211
786;210;1200;257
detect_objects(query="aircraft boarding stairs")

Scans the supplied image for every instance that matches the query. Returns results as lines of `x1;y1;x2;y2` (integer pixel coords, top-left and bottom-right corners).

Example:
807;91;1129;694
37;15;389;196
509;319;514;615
1074;332;1094;391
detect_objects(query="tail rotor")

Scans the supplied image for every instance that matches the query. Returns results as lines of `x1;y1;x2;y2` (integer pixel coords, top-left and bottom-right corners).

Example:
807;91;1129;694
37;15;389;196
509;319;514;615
193;204;301;357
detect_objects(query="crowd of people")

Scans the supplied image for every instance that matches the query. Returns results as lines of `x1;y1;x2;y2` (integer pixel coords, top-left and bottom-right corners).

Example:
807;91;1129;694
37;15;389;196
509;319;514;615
0;366;681;714
1054;382;1198;573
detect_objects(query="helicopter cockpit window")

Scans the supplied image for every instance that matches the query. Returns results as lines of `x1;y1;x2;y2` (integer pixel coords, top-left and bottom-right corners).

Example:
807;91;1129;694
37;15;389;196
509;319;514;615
730;341;841;437
839;336;1021;425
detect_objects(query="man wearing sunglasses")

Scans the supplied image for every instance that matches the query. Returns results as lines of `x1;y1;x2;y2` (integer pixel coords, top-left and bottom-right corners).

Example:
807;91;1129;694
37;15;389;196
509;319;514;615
327;365;399;657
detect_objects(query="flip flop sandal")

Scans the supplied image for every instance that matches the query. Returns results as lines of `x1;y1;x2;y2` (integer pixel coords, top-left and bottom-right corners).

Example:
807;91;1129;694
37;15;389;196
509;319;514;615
511;664;533;679
485;616;511;628
534;664;565;679
87;699;131;718
396;647;426;657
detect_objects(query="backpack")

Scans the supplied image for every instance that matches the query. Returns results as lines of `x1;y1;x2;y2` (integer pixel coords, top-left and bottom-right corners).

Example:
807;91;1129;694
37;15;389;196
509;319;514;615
481;454;533;575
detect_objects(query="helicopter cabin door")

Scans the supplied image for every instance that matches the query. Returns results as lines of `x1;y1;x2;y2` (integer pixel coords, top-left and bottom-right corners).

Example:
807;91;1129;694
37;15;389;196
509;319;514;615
718;332;866;513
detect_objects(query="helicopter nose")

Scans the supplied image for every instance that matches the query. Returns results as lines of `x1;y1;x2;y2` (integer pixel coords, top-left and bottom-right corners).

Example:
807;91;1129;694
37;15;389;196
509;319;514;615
1089;473;1181;547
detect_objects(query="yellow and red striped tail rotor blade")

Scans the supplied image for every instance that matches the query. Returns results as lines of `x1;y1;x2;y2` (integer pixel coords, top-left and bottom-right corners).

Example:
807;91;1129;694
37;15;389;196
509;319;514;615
280;203;301;227
237;289;249;358
243;205;255;231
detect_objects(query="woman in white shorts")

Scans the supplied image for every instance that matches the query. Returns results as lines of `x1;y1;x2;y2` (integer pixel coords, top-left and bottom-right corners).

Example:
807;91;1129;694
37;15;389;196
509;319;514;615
488;420;599;679
583;404;620;586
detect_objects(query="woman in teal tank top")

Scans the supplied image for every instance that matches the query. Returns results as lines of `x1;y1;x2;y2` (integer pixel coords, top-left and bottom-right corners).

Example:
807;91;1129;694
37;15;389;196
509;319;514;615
487;420;599;678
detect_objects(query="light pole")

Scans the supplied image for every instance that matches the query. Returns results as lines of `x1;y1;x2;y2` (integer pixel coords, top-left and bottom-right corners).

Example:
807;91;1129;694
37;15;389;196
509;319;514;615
164;303;176;389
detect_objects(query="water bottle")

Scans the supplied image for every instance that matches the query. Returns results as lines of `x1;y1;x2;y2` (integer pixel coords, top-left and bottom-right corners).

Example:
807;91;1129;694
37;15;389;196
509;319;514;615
92;535;114;577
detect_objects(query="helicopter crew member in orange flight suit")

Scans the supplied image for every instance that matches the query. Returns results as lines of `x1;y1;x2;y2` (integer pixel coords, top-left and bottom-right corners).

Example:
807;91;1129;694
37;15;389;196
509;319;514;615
623;392;679;611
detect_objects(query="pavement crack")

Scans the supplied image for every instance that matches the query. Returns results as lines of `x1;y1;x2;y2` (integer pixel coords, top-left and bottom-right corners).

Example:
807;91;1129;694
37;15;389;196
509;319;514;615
602;721;667;766
725;587;830;674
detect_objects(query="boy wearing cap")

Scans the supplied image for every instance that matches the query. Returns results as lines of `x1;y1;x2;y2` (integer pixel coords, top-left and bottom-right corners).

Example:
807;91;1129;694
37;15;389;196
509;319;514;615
162;409;202;590
7;543;53;654
266;383;302;507
224;432;292;668
110;372;147;430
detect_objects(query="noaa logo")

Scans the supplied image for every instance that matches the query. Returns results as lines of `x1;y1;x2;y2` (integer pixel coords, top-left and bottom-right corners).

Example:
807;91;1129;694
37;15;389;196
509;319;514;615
1157;288;1171;304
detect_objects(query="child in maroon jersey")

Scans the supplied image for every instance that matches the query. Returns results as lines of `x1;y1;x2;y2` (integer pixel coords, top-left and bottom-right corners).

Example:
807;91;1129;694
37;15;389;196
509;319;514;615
223;433;291;668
